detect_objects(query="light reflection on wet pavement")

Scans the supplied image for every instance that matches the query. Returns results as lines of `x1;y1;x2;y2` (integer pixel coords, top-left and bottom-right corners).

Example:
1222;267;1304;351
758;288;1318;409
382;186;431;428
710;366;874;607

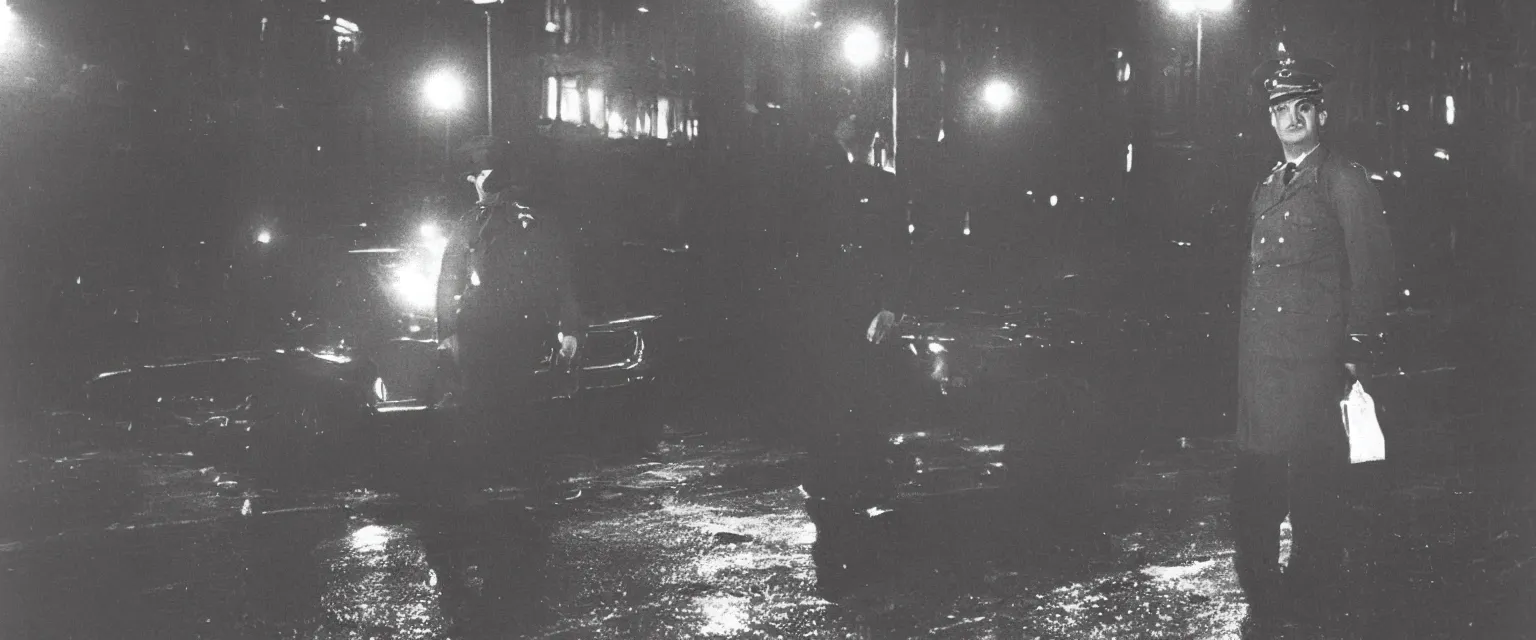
2;409;1533;639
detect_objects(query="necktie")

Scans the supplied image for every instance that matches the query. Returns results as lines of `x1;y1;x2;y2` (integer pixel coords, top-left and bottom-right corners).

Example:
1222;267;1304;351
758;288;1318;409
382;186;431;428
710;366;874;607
1282;162;1297;186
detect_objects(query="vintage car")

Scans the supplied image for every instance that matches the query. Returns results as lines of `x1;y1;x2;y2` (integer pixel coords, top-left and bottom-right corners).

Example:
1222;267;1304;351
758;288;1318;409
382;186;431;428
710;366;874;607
80;217;696;481
799;226;1470;594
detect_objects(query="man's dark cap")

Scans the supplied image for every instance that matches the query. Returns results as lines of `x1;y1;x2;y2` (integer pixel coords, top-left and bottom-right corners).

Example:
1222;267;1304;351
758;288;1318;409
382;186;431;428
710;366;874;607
1251;57;1336;106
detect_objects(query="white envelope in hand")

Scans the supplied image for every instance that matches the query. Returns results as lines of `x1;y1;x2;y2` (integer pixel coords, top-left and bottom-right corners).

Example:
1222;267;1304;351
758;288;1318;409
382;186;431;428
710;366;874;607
1340;380;1386;464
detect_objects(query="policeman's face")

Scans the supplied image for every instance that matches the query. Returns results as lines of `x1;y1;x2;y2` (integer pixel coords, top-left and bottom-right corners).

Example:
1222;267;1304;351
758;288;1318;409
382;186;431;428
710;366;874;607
1269;98;1327;147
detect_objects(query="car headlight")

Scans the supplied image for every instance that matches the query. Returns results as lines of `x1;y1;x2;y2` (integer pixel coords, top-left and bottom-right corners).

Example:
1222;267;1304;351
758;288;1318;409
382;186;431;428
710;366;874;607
387;230;448;314
393;266;437;313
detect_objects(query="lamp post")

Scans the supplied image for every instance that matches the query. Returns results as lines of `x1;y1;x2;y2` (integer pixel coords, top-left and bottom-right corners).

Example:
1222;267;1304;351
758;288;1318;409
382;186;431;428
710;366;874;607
471;0;502;136
1169;0;1232;116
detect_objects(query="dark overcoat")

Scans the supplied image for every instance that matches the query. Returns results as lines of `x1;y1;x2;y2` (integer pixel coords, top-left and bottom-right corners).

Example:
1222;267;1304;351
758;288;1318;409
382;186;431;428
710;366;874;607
1237;144;1396;454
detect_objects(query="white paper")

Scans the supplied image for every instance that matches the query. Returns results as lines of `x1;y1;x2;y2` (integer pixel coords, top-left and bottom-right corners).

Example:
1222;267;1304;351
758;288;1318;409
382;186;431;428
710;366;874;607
1340;380;1386;464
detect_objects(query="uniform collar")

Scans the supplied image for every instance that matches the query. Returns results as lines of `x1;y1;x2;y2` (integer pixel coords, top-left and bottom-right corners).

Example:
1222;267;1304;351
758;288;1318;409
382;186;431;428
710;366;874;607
1270;144;1326;176
1285;143;1321;167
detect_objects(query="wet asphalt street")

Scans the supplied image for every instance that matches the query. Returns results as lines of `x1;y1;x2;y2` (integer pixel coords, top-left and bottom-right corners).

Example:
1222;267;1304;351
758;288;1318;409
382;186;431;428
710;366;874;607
2;376;1532;640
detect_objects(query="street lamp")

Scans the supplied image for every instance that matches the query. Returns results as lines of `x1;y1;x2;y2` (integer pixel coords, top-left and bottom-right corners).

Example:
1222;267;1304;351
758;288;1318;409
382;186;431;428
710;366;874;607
424;70;465;112
471;0;502;136
1;3;15;47
1168;0;1231;118
843;25;881;69
423;70;465;174
982;79;1017;113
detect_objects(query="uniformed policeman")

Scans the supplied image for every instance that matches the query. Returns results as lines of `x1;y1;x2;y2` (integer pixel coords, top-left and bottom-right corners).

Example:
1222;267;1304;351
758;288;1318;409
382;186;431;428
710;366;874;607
1233;58;1396;623
791;115;913;594
433;135;583;504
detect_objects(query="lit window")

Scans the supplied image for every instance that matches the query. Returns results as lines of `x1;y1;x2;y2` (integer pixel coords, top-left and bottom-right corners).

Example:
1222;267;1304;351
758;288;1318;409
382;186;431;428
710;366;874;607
559;77;581;123
1117;60;1132;83
657;97;672;137
587;88;605;126
607;109;628;138
545;77;558;119
1125;143;1134;173
1444;95;1456;125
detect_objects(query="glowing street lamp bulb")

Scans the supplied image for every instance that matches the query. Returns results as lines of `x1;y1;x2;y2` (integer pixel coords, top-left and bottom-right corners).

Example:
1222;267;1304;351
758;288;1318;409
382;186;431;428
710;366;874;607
424;71;465;112
420;223;441;239
982;80;1016;111
758;0;807;16
1;5;14;44
256;230;272;244
843;25;881;68
1170;0;1231;12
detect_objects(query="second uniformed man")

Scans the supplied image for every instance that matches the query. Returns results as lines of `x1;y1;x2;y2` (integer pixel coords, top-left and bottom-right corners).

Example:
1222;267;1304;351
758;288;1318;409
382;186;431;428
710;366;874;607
1233;57;1396;625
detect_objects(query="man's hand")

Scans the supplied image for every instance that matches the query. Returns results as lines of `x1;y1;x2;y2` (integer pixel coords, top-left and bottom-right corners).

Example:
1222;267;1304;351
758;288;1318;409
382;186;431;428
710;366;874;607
1344;362;1375;398
438;334;460;363
558;332;580;364
866;310;897;344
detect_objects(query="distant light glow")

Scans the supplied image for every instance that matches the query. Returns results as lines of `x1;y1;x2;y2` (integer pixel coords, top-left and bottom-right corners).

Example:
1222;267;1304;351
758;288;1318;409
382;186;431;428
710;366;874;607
420;222;441;240
1050;195;1059;207
757;0;807;16
256;230;272;244
637;5;648;12
982;79;1016;112
1403;289;1411;297
1434;148;1450;161
843;25;881;68
1370;173;1385;181
1444;95;1456;125
333;17;359;34
1397;102;1411;112
544;21;559;33
1126;143;1134;173
928;342;946;354
1391;170;1402;178
1278;42;1286;54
